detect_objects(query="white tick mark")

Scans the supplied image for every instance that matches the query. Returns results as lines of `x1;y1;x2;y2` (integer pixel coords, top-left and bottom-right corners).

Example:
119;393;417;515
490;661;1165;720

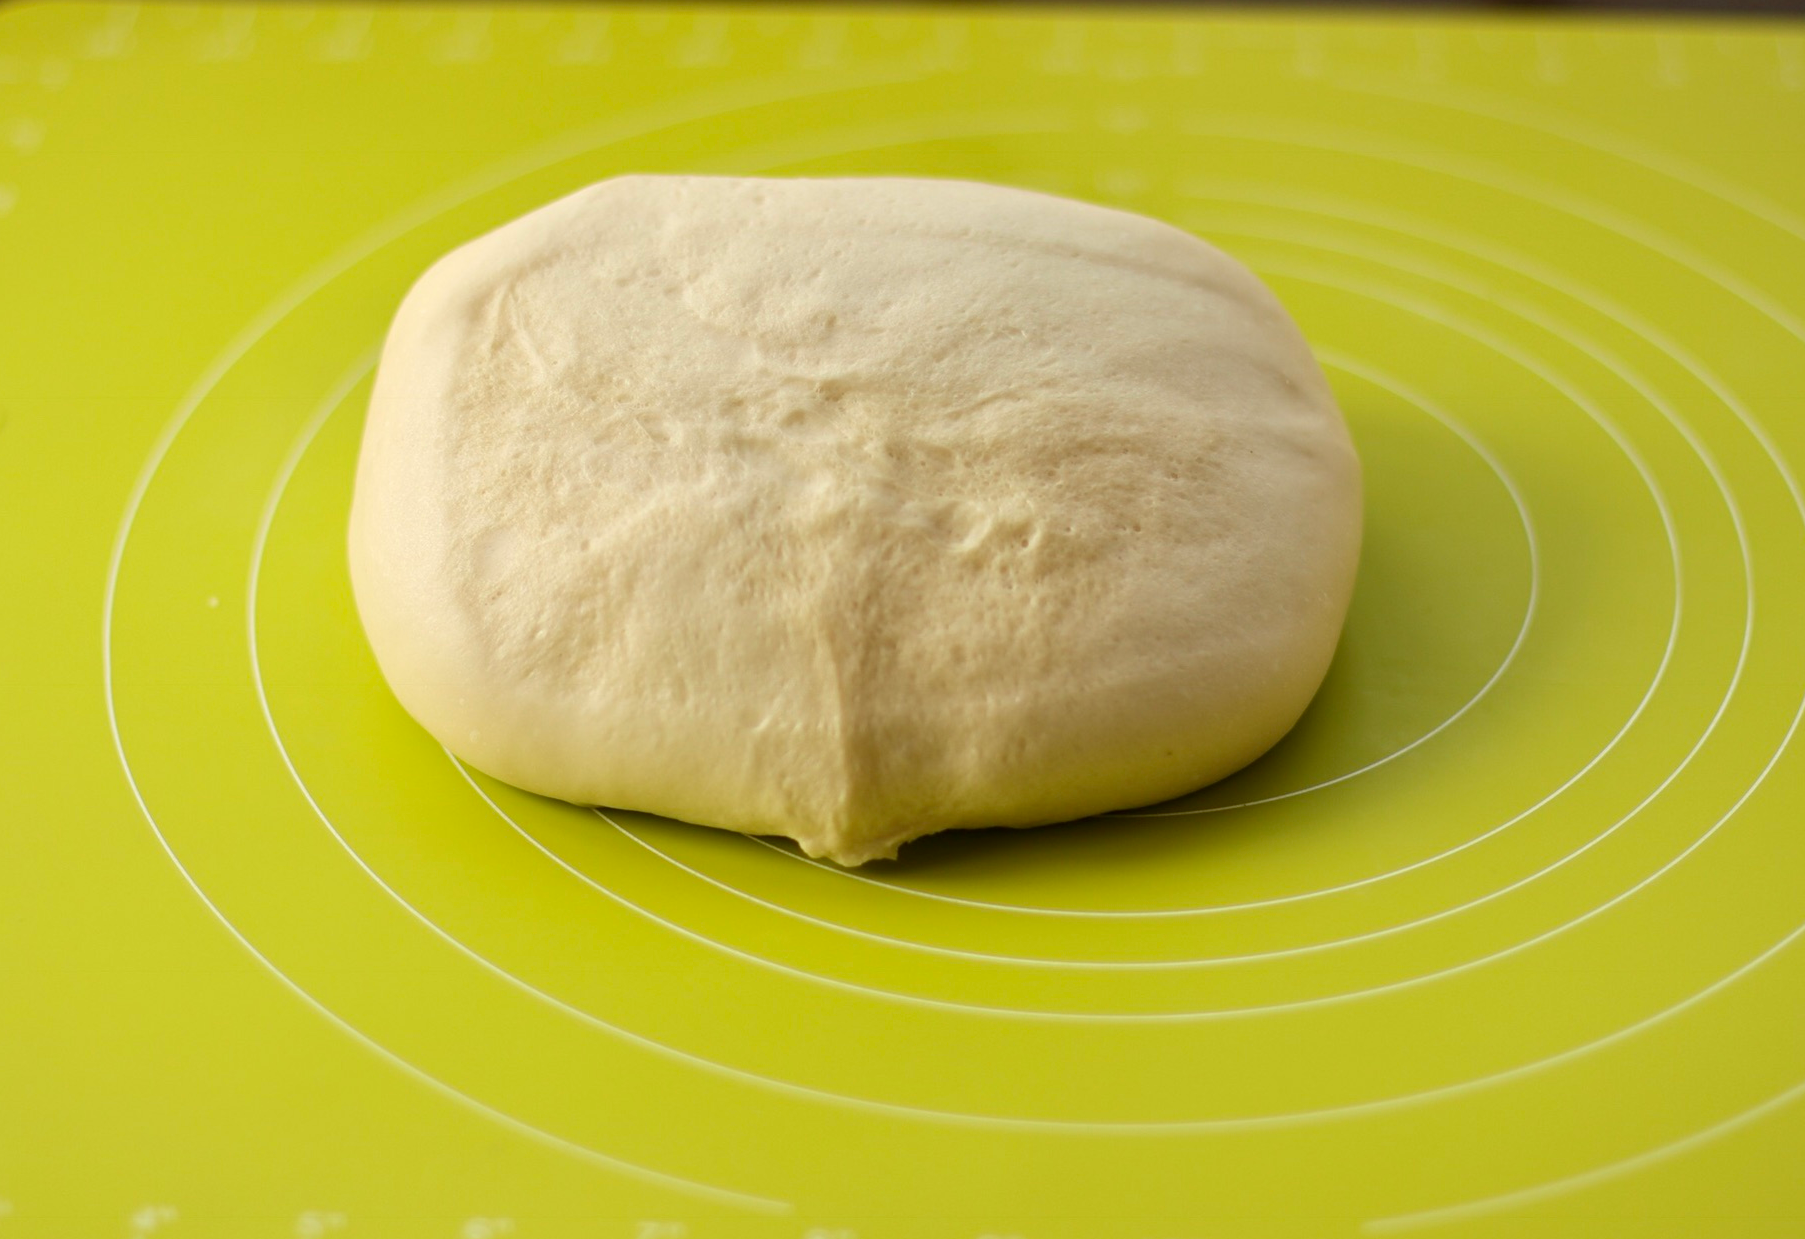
432;12;493;64
554;13;611;64
85;6;139;59
1534;31;1569;83
1779;38;1804;90
1413;31;1446;82
1100;105;1147;133
1103;49;1150;81
1655;35;1688;86
196;9;256;61
315;11;372;62
673;13;731;68
1038;25;1085;74
926;16;970;70
1170;28;1204;76
793;14;849;69
294;1211;346;1239
8;119;46;153
1293;31;1325;78
129;1205;178;1236
1097;167;1148;198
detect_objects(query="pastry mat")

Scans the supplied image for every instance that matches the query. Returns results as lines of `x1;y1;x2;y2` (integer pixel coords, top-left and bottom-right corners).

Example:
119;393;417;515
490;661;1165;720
2;3;1803;1236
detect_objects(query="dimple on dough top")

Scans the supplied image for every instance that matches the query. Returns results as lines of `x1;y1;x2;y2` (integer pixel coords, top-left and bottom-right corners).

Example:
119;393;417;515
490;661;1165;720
348;175;1363;865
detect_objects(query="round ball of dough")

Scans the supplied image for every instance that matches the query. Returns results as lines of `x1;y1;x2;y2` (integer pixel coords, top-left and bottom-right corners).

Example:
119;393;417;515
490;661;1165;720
348;175;1361;865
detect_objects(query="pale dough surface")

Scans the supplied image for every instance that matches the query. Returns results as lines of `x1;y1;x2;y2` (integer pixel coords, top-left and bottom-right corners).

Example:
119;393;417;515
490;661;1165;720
348;175;1362;865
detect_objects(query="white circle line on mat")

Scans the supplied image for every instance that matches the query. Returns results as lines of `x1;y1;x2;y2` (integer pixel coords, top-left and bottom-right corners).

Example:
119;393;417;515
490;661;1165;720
152;366;1805;1145
1208;92;1805;1229
687;109;1541;815
110;86;1805;1140
102;722;785;1213
213;325;1639;1139
746;251;1689;919
739;103;1796;921
1362;1073;1805;1233
240;356;867;1192
1167;116;1805;616
258;114;1790;1127
253;154;1796;1133
1164;113;1805;633
99;67;978;1212
1092;358;1540;817
1114;338;1540;816
708;88;1781;917
1289;56;1805;1233
593;250;1766;1006
595;348;1541;970
1339;72;1805;307
1185;106;1805;369
456;756;1805;1133
85;75;1311;1152
100;353;780;1216
252;356;1279;1133
1199;97;1805;1225
612;156;1786;967
423;184;1802;1083
1186;175;1798;517
1126;350;1537;819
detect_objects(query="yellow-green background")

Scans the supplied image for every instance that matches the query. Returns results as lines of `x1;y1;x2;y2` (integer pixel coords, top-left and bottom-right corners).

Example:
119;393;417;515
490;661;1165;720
3;3;1804;1236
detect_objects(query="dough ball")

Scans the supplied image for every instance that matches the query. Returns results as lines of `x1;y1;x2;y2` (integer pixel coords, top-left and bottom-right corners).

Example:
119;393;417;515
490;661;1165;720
348;175;1362;865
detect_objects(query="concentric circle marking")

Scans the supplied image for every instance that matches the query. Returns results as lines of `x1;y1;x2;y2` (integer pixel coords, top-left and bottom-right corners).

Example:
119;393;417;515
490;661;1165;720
499;168;1800;1196
538;253;1763;1014
246;360;1131;1133
239;385;1805;1126
1343;72;1805;330
214;218;1761;1134
97;45;1805;1223
716;248;1695;922
589;348;1542;969
410;115;1796;1060
99;71;1019;1217
668;122;1793;1039
118;354;788;1215
498;247;1732;996
392;116;1803;1164
439;748;1805;1132
1188;95;1805;1222
1366;1059;1805;1232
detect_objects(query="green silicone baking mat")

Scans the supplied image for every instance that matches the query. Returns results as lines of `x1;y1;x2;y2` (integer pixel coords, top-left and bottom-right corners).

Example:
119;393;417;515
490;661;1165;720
4;2;1804;1235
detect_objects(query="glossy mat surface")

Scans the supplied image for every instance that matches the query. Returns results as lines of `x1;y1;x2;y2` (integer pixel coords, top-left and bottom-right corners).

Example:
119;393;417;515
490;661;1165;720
3;4;1804;1236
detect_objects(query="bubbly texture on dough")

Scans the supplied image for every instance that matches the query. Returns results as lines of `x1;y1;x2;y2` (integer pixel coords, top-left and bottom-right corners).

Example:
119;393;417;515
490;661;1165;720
348;175;1362;865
